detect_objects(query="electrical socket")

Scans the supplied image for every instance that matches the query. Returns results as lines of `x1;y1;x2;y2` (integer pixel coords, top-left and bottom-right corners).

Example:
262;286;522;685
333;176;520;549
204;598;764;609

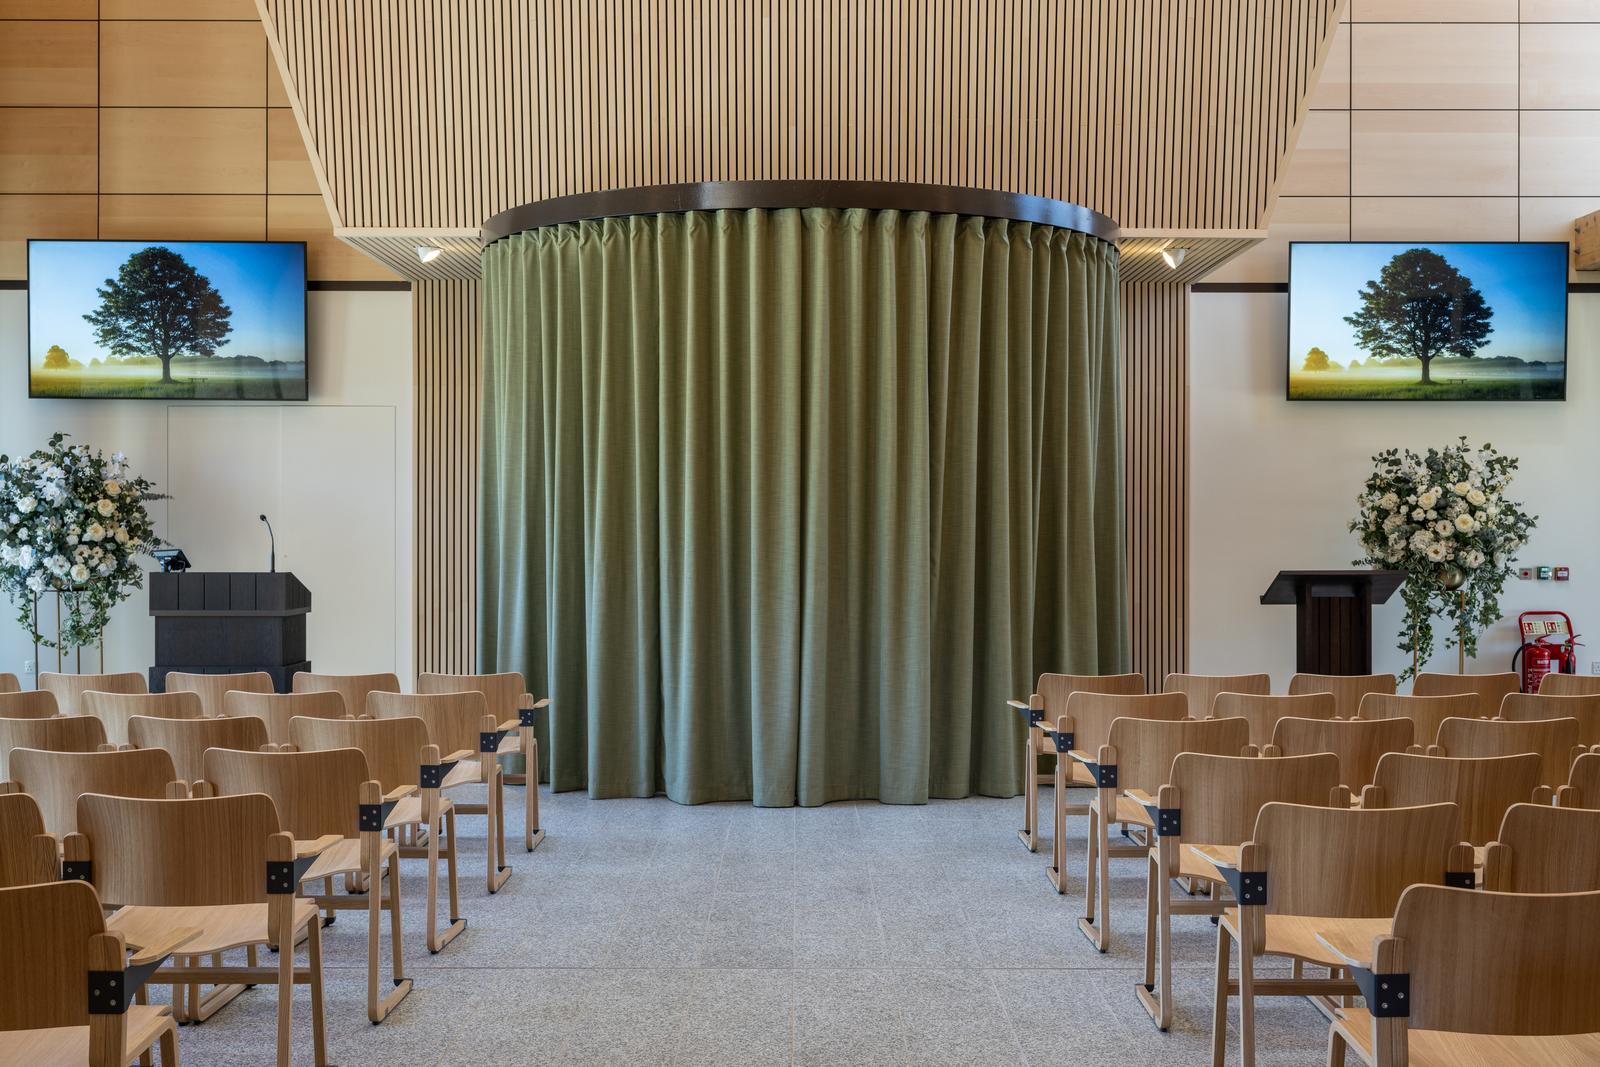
21;659;32;678
1591;661;1600;676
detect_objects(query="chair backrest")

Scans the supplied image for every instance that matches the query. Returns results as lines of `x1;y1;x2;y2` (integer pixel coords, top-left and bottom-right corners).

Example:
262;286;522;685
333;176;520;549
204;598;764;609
1060;691;1187;755
1211;692;1334;749
0;689;59;719
8;747;179;838
291;671;402;717
163;670;274;718
1540;672;1600;698
75;792;280;907
203;746;369;841
1286;672;1396;720
81;689;203;747
0;792;54;889
222;689;348;747
1251;801;1463;918
416;671;528;720
1357;691;1482;748
1484;803;1600;893
1269;715;1414;789
1435;715;1581;789
1103;716;1251;795
1393;885;1600;1036
0;714;107;780
38;671;146;716
369;689;491;755
1167;752;1342;847
126;714;268;783
1564;751;1600;809
1367;751;1543;846
0;673;17;694
1034;672;1146;715
1412;671;1521;717
0;880;108;1031
1163;673;1270;718
290;714;430;790
1499;692;1600;748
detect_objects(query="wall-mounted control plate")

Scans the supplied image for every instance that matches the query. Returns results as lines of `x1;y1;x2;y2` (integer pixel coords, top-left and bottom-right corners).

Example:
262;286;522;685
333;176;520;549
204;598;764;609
1537;566;1553;580
1518;567;1534;580
1554;566;1571;581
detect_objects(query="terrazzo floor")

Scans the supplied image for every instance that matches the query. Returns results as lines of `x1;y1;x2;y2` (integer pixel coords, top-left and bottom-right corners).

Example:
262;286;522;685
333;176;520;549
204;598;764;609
158;784;1329;1065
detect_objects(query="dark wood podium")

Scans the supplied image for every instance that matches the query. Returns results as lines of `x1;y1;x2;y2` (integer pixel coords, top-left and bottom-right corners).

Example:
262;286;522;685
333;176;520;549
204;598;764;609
1261;569;1405;675
147;572;311;692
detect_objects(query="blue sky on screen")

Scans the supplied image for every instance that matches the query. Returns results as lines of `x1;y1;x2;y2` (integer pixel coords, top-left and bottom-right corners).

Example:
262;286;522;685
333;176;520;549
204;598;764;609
1289;242;1568;366
28;241;306;365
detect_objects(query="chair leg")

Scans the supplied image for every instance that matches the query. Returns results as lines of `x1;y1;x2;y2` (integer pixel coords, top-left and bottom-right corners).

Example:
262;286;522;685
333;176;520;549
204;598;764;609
159;1023;178;1066
1327;1026;1347;1067
445;810;462;922
308;919;329;1066
487;767;511;893
367;847;381;1023
1212;924;1232;1067
1156;858;1173;1030
1048;766;1067;893
524;736;544;851
1239;941;1257;1067
1019;730;1038;851
276;927;293;1067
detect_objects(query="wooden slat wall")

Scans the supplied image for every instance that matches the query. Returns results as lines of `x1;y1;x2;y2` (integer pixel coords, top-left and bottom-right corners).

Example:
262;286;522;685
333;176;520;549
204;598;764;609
413;280;483;674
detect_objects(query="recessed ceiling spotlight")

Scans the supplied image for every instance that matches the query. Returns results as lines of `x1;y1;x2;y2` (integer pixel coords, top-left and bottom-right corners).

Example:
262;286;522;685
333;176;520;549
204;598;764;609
416;244;442;264
1160;245;1189;270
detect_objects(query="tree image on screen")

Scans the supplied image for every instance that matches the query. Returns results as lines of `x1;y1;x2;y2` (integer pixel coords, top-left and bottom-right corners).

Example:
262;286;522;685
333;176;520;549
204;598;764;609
82;247;233;384
1342;248;1493;387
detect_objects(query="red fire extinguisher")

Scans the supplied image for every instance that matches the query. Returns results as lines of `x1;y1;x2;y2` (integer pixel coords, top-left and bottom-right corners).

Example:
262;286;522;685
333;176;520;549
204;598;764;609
1512;611;1580;694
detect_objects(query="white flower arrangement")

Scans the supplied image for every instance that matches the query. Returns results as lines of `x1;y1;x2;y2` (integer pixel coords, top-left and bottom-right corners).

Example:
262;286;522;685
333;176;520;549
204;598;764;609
0;433;162;650
1350;438;1535;680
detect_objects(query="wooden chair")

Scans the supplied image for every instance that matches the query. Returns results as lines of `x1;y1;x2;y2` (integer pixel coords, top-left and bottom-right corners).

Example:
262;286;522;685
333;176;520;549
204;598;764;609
1357;692;1481;749
1499;691;1600;747
126;715;269;784
290;714;466;953
1212;692;1334;749
0;715;107;781
1483;803;1600;893
1363;751;1547;847
0;880;187;1067
1044;690;1182;893
0;792;57;888
1287;673;1395;720
1206;801;1471;1067
416;670;549;848
0;673;17;694
1559;751;1600;809
4;747;183;838
202;747;412;1023
1411;671;1521;717
1539;672;1600;697
38;672;146;717
1076;714;1252;952
1432;715;1584;790
1164;673;1271;719
291;671;402;717
1006;672;1145;853
222;690;349;749
162;671;275;718
1323;885;1600;1066
0;690;59;719
81;690;203;748
1133;752;1344;1031
70;792;329;1066
1266;716;1416;791
370;689;520;890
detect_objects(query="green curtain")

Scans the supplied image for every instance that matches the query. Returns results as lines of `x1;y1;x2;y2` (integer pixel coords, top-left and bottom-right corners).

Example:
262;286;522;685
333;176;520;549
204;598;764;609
480;208;1126;806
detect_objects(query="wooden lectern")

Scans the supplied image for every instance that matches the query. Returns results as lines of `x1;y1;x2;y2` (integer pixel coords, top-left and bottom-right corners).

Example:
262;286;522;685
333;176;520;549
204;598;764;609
147;571;311;692
1260;569;1405;675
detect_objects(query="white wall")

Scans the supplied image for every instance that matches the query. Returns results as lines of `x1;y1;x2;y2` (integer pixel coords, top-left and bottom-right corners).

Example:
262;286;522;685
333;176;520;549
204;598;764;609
1189;291;1598;689
0;289;413;685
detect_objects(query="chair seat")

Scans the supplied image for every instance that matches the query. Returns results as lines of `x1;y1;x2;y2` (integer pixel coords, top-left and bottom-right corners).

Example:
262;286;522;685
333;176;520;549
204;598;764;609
1220;911;1391;969
1089;793;1157;830
0;1006;173;1067
109;900;319;955
386;794;455;829
1179;845;1225;884
1333;1009;1600;1066
300;836;398;882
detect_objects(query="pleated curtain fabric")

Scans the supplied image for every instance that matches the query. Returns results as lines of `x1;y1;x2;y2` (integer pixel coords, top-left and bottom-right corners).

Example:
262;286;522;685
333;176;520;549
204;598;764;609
480;208;1126;806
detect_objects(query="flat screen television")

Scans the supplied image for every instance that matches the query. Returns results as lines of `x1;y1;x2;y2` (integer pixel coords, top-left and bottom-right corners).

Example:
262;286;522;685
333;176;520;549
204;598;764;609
1287;241;1568;402
28;239;308;401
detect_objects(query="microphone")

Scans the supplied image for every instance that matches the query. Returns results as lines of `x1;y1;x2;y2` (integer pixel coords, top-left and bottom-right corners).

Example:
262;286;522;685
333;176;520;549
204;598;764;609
258;514;276;573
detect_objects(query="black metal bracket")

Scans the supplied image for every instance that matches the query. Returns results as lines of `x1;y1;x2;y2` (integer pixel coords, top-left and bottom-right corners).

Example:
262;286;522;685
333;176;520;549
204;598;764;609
1220;867;1268;906
88;956;167;1015
61;859;92;883
1080;762;1117;789
418;761;457;789
1443;870;1475;890
358;799;399;833
1155;807;1182;838
518;707;538;728
1351;967;1410;1018
1045;730;1074;755
266;855;317;895
1023;706;1045;726
480;729;510;753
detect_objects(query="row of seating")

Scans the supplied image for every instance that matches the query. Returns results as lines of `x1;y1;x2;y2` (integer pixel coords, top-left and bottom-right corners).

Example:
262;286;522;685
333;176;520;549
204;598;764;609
1004;669;1600;1066
0;668;549;1067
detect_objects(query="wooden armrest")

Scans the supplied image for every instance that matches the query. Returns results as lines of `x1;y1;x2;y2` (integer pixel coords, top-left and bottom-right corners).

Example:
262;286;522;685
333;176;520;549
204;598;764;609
294;834;343;858
1124;788;1156;807
439;748;474;764
519;695;550;709
1312;919;1393;970
385;784;417;802
496;717;521;733
1066;749;1097;765
1188;844;1239;870
1005;699;1030;710
129;925;203;966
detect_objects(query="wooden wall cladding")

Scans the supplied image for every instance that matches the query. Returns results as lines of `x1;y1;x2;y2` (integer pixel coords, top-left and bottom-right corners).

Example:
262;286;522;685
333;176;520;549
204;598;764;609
413;280;483;675
0;8;392;280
